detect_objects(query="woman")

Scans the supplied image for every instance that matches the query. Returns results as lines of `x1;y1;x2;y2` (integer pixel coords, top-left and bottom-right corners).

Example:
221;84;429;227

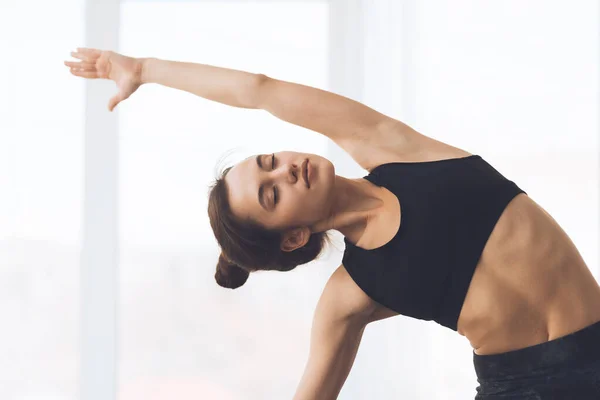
65;48;600;399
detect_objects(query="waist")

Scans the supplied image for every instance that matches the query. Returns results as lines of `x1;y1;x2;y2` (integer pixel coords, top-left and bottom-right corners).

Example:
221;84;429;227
473;319;600;380
457;193;600;355
458;258;600;356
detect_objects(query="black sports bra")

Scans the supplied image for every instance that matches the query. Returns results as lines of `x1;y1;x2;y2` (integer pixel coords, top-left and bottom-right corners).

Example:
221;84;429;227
341;155;527;331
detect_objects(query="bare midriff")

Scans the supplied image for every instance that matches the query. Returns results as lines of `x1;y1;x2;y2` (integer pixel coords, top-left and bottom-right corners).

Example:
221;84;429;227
457;193;600;356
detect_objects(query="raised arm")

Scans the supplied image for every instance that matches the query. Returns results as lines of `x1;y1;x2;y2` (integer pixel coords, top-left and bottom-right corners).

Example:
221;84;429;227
255;75;408;146
255;75;425;170
138;58;422;169
293;265;374;400
66;50;423;168
139;57;409;148
65;49;263;111
140;57;262;109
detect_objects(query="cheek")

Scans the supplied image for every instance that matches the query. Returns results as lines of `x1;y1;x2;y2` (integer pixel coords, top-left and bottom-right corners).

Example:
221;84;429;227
280;193;312;221
299;189;325;212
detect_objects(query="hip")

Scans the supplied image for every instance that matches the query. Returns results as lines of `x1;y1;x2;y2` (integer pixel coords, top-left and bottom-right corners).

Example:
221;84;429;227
473;319;600;399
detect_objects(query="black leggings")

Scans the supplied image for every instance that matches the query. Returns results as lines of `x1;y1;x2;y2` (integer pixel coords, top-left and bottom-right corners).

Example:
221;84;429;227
473;319;600;399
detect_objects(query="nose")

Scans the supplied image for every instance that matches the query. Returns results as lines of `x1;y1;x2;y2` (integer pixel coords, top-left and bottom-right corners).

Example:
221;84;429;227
271;162;299;184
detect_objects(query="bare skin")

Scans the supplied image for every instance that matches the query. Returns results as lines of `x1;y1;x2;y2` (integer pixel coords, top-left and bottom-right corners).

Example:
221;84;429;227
457;192;600;355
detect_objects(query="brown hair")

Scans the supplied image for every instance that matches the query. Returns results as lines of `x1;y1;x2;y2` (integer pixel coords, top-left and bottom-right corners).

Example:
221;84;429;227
207;165;332;289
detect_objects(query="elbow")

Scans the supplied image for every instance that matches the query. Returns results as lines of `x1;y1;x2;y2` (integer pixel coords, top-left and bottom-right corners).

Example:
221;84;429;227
234;72;269;109
249;73;272;109
255;73;270;84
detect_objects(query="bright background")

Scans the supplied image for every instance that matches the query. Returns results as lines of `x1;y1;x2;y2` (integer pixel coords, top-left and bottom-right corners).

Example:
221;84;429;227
0;0;598;399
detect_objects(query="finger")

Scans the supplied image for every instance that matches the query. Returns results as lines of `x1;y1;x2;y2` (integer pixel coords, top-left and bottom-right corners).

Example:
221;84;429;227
64;61;96;70
77;47;102;58
70;50;100;62
108;90;132;112
70;51;88;62
108;95;122;112
72;48;102;62
70;68;99;79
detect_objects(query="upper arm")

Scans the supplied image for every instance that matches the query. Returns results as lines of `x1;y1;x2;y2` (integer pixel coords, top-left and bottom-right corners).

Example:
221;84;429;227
254;75;439;171
254;75;471;171
293;265;373;400
255;74;391;141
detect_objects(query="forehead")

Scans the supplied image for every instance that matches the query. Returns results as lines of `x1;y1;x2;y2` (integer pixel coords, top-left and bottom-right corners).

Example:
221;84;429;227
225;155;263;221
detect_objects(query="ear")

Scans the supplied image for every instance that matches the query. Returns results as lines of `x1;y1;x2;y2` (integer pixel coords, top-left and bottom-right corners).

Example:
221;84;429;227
280;227;311;252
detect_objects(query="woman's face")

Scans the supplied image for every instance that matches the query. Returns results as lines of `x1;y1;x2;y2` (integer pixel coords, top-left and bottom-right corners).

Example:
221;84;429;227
224;151;336;231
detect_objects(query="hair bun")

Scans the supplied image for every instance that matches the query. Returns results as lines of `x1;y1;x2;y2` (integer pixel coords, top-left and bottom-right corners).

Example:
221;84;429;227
215;253;249;289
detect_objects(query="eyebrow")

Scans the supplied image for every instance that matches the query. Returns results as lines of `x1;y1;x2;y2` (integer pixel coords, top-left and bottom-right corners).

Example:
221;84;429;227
256;155;268;211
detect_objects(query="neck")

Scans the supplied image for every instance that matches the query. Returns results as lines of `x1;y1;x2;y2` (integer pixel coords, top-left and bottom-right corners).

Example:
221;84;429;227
311;175;385;243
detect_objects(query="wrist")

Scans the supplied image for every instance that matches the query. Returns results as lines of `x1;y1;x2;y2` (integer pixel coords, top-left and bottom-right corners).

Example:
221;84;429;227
138;57;156;85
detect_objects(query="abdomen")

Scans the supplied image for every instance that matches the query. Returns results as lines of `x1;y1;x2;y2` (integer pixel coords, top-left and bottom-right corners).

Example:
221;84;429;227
457;194;600;355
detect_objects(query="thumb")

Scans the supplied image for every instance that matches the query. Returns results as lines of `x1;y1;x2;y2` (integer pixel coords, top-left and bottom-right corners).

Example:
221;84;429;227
108;91;127;112
108;95;121;112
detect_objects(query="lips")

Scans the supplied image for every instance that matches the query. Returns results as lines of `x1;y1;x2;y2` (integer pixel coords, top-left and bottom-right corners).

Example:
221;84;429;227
302;159;310;188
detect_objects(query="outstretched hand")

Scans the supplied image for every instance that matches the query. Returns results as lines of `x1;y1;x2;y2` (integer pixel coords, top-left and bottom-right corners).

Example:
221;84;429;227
64;48;144;112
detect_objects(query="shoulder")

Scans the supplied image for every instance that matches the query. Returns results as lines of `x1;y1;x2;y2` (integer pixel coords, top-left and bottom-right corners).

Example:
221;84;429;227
340;118;473;172
316;264;379;323
317;264;402;325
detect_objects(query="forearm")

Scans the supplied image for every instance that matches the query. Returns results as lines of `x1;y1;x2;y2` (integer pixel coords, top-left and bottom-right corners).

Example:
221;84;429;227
140;57;263;109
